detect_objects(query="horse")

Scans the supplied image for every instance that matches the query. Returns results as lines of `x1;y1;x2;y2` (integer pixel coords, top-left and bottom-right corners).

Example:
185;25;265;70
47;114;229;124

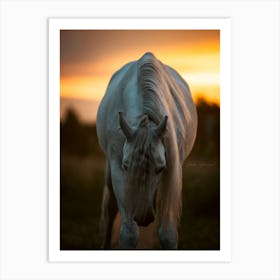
96;52;197;249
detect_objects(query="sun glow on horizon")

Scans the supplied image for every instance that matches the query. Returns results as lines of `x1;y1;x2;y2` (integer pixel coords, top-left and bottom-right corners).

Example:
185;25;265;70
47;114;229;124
60;30;220;122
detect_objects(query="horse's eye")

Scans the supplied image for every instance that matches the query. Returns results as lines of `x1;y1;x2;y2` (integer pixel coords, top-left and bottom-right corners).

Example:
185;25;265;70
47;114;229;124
155;166;164;174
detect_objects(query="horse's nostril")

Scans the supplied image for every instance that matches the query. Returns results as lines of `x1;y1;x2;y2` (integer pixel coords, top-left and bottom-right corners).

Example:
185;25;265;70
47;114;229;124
155;166;165;174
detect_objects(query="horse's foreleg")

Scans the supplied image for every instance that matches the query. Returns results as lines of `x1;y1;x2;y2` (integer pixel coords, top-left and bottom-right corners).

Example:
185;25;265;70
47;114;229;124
158;222;178;249
120;219;139;249
100;162;118;249
100;186;117;249
110;159;139;249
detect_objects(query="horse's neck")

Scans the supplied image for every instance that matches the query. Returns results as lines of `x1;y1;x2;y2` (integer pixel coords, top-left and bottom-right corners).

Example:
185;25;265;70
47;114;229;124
122;74;143;128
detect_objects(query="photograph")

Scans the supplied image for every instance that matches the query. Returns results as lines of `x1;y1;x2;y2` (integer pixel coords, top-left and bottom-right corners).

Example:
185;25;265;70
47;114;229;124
59;29;221;250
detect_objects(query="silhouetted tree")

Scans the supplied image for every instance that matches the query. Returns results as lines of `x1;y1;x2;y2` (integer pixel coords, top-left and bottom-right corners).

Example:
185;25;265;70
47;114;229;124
60;109;103;157
189;98;220;161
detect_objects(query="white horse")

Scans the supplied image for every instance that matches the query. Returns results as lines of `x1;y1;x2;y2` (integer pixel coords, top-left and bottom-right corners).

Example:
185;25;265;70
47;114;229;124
96;52;197;249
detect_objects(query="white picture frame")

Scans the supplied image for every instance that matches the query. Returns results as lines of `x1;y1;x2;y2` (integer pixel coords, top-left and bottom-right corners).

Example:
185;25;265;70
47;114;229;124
49;17;231;262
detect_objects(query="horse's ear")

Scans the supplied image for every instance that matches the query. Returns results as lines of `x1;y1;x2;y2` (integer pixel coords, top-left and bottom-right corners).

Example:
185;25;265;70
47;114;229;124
155;116;168;137
119;112;133;139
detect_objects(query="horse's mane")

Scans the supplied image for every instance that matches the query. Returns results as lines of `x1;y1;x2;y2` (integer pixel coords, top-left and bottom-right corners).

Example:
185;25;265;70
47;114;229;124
138;53;167;125
125;53;183;226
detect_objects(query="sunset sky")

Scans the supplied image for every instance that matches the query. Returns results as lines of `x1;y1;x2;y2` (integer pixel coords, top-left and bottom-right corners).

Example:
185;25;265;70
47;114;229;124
60;30;220;123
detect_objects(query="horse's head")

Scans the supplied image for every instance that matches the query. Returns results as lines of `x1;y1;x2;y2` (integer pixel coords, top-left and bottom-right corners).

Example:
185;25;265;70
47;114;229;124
119;112;167;226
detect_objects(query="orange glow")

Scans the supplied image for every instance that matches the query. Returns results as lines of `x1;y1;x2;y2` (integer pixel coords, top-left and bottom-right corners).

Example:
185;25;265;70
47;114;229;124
60;76;105;101
60;30;220;122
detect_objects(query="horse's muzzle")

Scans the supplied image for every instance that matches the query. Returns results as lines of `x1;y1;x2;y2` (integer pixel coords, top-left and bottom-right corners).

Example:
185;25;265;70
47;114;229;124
135;209;155;227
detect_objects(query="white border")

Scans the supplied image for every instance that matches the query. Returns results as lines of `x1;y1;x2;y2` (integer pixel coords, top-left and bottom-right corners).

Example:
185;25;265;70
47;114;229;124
49;18;231;262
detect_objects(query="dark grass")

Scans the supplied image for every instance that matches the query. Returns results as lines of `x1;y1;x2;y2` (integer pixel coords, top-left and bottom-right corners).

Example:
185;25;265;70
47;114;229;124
60;156;105;250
